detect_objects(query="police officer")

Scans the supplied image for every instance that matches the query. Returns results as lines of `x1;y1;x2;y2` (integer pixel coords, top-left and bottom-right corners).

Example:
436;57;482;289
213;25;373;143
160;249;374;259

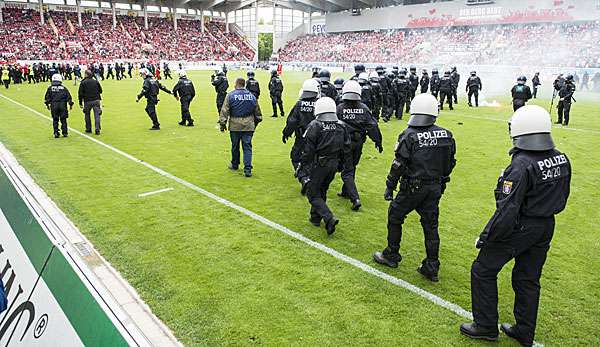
553;74;565;93
439;71;454;110
581;71;589;91
369;71;383;121
450;66;460;104
173;70;196;127
376;66;390;119
511;76;532;111
136;68;172;130
245;70;260;99
319;69;337;99
532;72;541;98
106;64;115;79
373;94;456;282
333;77;345;103
357;72;375;112
352;64;366;80
282;79;320;194
466;71;482;107
268;70;285;118
408;66;419;104
556;75;576;126
163;63;172;79
430;69;440;99
393;70;410;119
337;80;383;211
211;70;229;115
44;74;74;138
460;105;571;346
420;69;429;94
384;71;397;122
300;97;351;235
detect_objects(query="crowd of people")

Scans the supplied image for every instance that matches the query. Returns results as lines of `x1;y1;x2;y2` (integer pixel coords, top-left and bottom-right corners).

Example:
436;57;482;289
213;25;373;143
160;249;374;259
278;21;600;68
0;8;255;62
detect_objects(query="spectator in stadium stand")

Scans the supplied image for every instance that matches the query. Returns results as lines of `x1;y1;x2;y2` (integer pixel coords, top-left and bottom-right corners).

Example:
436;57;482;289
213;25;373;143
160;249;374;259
78;69;104;135
218;77;263;178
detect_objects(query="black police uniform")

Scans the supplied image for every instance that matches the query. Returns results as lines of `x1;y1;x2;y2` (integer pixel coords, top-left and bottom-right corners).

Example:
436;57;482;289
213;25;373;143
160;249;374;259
212;74;229;114
359;80;375;112
246;77;261;99
269;75;285;117
532;74;541;98
557;81;575;125
173;77;196;126
163;64;172;79
337;100;383;206
511;84;532;111
321;81;337;100
44;81;74;137
451;69;460;103
370;78;383;121
420;72;430;94
385;73;397;121
107;65;114;79
137;76;171;129
439;75;454;110
553;76;565;93
300;116;351;233
378;72;391;119
381;124;456;278
408;71;419;104
430;72;441;98
282;96;318;187
470;148;571;346
393;76;410;119
466;75;482;107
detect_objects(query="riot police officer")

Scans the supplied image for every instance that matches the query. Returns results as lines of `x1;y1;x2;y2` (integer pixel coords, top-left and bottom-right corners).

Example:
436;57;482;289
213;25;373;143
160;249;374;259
460;105;571;347
282;79;320;194
450;66;460;103
373;94;456;282
556;75;576;126
319;69;337;99
211;70;229;115
337;80;383;211
511;76;532;111
369;71;383;121
532;72;541;98
466;71;482;107
439;71;454;110
376;66;390;119
136;68;172;130
553;74;565;93
385;71;397;121
107;64;115;79
246;70;261;99
393;70;410;119
430;69;441;99
333;77;345;104
300;97;351;235
163;63;172;79
408;66;419;104
420;69;430;94
44;74;74;138
268;70;285;117
352;64;366;80
357;72;375;112
173;70;196;126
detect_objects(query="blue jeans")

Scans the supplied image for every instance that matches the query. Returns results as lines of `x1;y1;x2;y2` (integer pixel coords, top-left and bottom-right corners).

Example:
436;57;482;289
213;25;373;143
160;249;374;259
230;131;253;172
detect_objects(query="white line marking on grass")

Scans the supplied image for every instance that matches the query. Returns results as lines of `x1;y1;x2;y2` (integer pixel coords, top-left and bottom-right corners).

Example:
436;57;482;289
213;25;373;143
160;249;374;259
138;187;173;197
0;94;545;346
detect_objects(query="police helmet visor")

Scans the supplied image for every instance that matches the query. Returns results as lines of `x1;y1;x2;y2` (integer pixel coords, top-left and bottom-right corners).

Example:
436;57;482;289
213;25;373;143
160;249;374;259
407;114;436;127
342;92;361;101
513;134;555;151
301;91;319;99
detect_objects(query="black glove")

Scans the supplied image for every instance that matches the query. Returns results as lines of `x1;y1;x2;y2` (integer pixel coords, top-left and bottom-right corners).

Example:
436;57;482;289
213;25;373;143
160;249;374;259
282;134;288;144
441;182;447;194
384;187;394;201
46;104;50;110
219;123;227;132
376;143;383;153
475;237;485;249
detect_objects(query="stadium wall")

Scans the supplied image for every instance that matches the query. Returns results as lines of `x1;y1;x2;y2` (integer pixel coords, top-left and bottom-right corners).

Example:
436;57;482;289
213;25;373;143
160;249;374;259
326;0;600;32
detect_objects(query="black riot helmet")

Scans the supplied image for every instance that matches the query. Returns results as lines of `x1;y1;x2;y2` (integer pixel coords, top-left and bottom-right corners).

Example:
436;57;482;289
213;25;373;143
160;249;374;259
319;69;331;82
432;68;439;75
470;71;476;76
271;69;278;77
247;70;255;78
333;77;345;90
376;65;385;73
566;74;574;82
354;64;365;74
517;75;527;84
444;70;451;76
409;65;416;72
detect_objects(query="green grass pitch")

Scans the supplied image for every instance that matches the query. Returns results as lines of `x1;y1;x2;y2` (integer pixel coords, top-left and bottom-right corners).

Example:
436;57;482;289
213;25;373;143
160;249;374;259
0;70;599;346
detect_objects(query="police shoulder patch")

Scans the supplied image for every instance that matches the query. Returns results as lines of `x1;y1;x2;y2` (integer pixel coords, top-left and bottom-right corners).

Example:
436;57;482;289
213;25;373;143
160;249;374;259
502;180;513;195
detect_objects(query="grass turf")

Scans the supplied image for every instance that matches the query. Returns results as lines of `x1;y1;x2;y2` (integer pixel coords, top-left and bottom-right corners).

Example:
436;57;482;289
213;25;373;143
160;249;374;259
0;70;599;346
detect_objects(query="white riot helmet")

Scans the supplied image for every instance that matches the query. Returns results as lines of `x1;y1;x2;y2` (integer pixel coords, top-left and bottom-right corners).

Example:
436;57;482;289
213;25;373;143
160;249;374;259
342;80;362;101
369;71;379;81
358;72;369;83
314;97;338;122
51;74;62;83
139;68;150;77
301;79;320;99
178;70;187;78
509;105;554;151
408;93;439;126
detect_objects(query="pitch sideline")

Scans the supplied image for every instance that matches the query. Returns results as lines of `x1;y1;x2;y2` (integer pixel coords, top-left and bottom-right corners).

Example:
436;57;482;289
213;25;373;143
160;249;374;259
0;93;544;346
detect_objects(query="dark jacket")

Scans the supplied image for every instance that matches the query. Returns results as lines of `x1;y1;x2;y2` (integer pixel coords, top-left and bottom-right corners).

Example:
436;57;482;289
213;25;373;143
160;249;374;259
78;77;103;105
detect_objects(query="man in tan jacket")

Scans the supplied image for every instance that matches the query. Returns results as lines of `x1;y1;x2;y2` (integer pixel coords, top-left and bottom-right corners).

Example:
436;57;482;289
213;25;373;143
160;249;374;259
219;77;263;177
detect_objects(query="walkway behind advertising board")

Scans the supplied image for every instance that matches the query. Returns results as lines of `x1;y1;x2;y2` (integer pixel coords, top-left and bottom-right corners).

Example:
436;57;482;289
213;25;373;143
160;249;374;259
0;143;181;347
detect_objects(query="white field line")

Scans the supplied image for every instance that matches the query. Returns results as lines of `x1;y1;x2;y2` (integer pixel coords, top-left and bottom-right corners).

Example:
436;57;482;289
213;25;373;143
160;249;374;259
1;94;547;346
138;187;174;197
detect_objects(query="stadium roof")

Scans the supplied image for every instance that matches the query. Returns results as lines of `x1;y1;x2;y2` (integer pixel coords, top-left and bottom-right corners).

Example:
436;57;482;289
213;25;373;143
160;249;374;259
174;0;391;14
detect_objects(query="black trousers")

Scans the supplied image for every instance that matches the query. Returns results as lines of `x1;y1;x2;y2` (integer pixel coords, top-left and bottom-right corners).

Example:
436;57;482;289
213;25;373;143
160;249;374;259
216;94;226;114
406;90;415;112
468;88;479;106
180;98;193;124
395;97;407;119
439;91;453;109
452;88;458;103
145;102;159;127
340;140;363;202
532;86;539;98
431;90;439;99
382;94;393;120
387;182;442;273
307;163;337;223
3;80;8;89
271;95;284;116
107;71;114;79
513;99;526;111
421;85;429;93
557;100;571;125
51;106;69;136
372;103;381;121
290;136;306;181
471;216;554;346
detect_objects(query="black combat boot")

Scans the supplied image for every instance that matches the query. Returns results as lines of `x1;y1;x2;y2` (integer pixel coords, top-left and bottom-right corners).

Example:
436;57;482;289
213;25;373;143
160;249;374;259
351;199;361;211
373;248;401;268
501;323;532;347
325;217;339;235
459;323;499;341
